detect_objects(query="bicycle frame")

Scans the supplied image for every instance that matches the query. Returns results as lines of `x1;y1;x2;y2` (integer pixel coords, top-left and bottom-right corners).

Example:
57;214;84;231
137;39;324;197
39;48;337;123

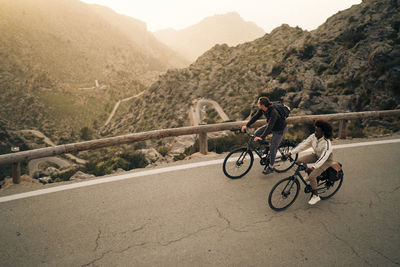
223;131;297;179
290;163;312;192
288;161;335;194
268;159;344;211
244;132;269;159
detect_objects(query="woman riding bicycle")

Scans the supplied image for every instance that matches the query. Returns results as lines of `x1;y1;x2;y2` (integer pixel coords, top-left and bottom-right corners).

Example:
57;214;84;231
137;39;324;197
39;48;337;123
286;119;334;205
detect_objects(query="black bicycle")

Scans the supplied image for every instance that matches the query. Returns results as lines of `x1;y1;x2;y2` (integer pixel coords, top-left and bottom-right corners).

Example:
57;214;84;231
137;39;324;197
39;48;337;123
222;131;298;179
268;160;344;211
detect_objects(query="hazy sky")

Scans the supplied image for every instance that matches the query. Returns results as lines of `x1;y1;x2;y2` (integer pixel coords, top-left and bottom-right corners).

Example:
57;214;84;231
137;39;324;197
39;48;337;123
80;0;362;33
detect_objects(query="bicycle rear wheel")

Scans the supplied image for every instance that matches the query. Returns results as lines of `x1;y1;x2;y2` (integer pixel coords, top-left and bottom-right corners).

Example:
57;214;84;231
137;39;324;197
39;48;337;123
222;147;254;179
273;141;298;173
268;176;300;211
318;174;343;200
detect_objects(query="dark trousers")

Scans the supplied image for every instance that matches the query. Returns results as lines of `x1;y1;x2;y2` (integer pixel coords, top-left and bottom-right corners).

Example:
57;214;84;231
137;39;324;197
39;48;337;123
255;126;287;167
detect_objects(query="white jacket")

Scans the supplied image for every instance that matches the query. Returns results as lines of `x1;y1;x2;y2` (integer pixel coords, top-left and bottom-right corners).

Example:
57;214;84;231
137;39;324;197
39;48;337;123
291;133;333;169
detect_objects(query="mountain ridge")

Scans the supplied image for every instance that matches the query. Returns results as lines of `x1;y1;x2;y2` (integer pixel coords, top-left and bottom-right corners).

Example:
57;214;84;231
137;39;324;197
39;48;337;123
154;11;266;62
106;0;400;136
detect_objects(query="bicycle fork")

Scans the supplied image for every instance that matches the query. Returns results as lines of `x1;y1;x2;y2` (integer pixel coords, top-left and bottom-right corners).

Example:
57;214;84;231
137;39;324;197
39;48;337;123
236;150;250;166
282;176;297;198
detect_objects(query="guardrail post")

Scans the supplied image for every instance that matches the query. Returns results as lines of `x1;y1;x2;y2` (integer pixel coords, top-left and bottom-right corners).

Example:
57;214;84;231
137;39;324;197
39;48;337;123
12;162;21;184
338;120;347;139
199;132;208;155
11;146;21;184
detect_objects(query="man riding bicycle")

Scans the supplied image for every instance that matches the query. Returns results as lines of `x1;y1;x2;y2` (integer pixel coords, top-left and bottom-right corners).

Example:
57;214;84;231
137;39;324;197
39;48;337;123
241;97;287;175
286;119;334;205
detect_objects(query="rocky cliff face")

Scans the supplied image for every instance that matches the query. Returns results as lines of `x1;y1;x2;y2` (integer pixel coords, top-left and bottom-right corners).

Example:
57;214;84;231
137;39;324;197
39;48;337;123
107;0;400;135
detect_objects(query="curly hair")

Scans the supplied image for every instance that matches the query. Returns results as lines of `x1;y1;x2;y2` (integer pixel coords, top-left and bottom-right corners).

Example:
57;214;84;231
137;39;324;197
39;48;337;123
314;119;333;139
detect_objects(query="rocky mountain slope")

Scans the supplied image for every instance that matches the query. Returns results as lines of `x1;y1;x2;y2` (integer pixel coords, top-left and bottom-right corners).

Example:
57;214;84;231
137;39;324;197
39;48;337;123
107;0;400;136
154;12;265;62
0;0;188;142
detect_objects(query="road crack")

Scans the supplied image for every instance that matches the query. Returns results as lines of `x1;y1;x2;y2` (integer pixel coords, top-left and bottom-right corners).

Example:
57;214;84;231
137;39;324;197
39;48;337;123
86;224;147;265
369;247;400;265
158;225;216;246
94;230;101;251
81;250;112;267
320;222;372;266
216;207;248;233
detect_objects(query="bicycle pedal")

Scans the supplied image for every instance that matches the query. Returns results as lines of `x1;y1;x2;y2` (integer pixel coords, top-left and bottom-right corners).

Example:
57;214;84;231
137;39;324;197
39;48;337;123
304;185;312;193
260;157;268;165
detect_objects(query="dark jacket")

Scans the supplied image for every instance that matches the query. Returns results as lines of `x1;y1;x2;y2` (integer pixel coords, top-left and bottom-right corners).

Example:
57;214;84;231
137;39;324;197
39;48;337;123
246;105;287;138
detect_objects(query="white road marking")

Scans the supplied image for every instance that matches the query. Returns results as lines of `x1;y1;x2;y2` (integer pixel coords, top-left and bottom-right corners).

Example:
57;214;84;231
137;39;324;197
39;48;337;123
1;138;400;203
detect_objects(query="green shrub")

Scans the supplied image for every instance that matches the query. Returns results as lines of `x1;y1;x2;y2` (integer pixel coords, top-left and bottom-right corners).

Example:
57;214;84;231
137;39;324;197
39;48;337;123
393;21;400;32
342;88;355;95
325;66;340;75
269;64;284;78
313;107;336;115
336;27;366;49
240;106;252;119
283;48;297;60
387;77;400;95
289;98;301;109
278;76;288;83
379;99;397;110
315;64;328;75
260;88;286;102
133;141;147;150
204;118;216;124
348;16;357;23
173;153;185;161
51;168;77;181
80;126;93;141
158;146;169;157
298;43;315;60
85;151;148;176
347;119;366;138
121;151;148;169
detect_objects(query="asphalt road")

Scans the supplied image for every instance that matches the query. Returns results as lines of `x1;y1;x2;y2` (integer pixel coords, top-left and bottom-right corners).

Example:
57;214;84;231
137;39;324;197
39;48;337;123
0;139;399;266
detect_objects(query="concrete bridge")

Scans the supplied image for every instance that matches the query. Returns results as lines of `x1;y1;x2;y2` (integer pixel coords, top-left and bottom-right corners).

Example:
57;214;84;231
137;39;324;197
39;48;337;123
1;136;399;266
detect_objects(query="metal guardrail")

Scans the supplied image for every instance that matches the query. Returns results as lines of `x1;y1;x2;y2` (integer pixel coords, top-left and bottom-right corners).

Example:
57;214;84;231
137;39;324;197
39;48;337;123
2;109;400;183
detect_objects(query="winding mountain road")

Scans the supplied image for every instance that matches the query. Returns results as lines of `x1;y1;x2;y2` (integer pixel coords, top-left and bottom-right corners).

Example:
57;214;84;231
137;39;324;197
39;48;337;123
27;157;71;175
17;130;86;174
103;91;145;127
191;98;230;126
19;130;86;164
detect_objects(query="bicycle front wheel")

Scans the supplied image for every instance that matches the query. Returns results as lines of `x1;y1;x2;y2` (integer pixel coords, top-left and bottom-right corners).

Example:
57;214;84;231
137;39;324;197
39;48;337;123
273;141;298;173
222;147;254;179
318;174;344;200
268;176;300;211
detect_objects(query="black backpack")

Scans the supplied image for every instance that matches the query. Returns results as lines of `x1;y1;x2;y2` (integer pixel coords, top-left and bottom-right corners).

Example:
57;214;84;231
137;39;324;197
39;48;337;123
273;102;291;119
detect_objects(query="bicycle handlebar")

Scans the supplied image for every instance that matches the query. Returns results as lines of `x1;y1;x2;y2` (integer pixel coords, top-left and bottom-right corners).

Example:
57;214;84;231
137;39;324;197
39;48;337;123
293;159;307;171
241;129;255;138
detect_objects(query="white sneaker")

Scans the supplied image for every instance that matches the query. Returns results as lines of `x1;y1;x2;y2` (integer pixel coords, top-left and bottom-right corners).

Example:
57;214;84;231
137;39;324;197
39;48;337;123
308;195;321;205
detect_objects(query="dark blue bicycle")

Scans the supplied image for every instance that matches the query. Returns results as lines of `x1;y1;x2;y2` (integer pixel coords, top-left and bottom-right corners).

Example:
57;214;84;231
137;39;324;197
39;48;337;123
222;132;298;179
